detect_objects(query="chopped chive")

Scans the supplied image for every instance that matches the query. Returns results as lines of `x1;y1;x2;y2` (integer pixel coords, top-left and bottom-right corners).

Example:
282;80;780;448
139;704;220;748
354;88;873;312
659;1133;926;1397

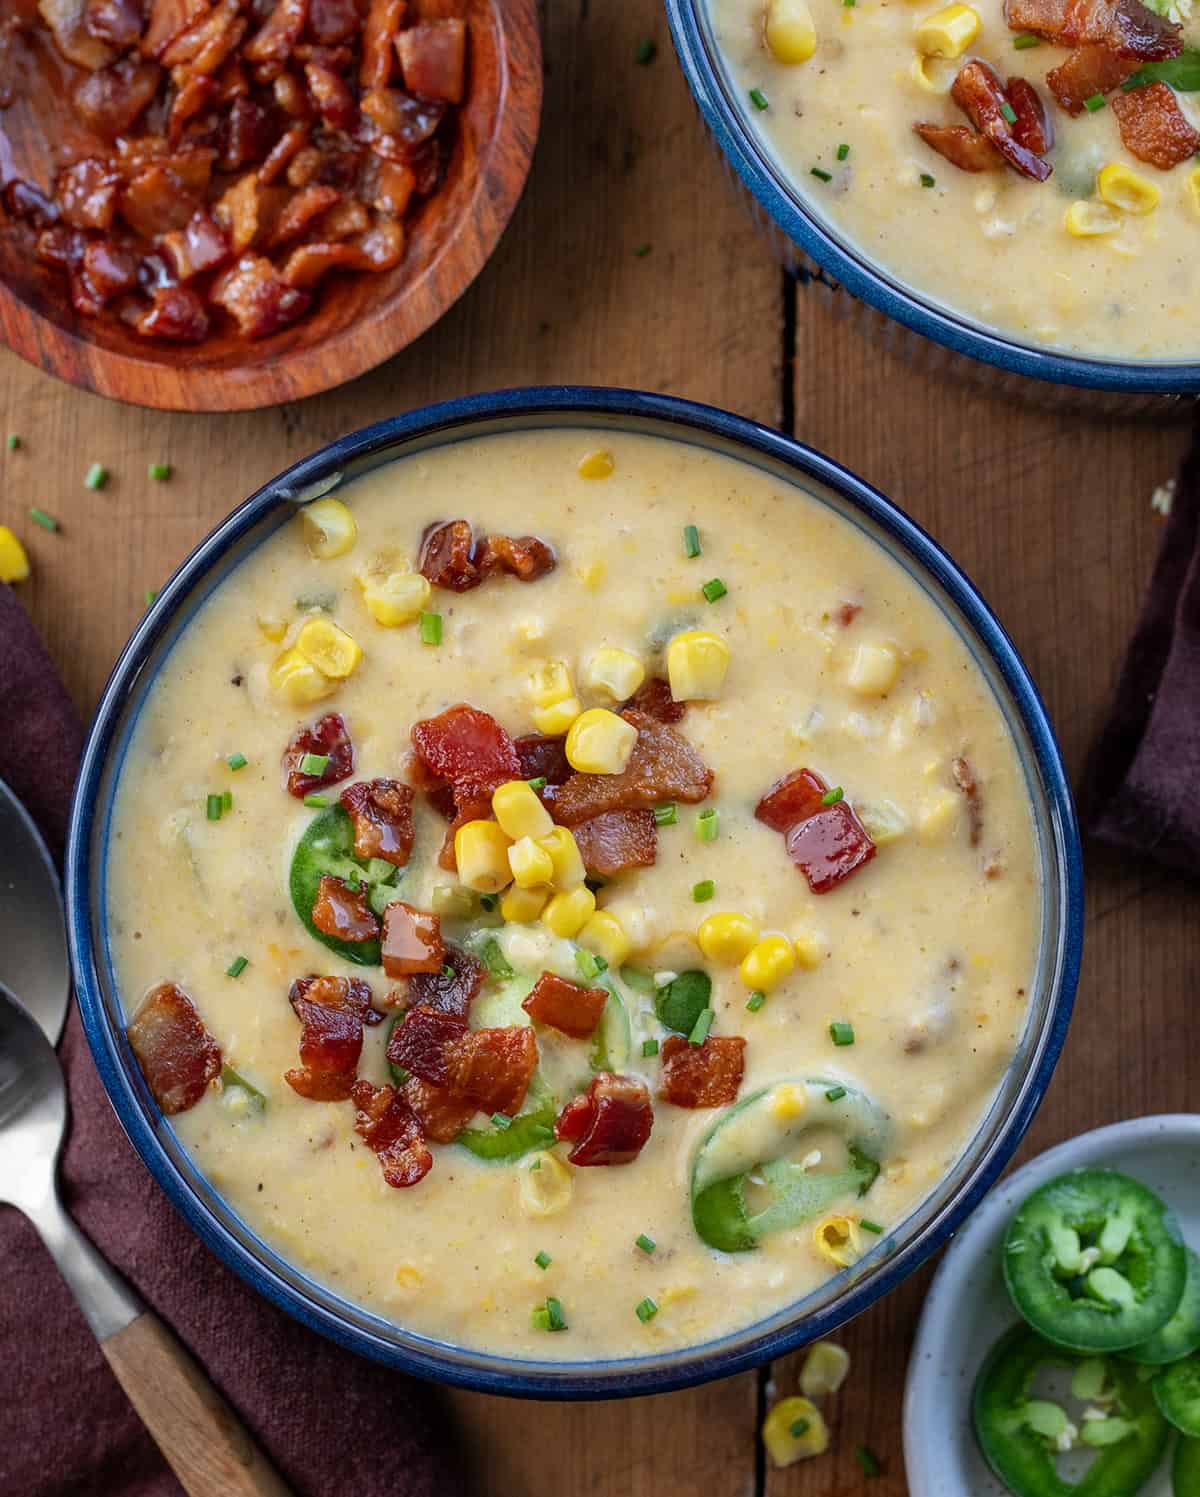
303;793;328;809
546;1297;566;1331
419;611;442;645
534;1249;552;1270
84;462;108;490
636;1233;657;1254
1084;92;1106;111
825;1085;847;1102
480;938;514;980
696;808;719;842
6;434;20;450
830;1020;855;1047
1000;101;1018;123
635;37;656;64
683;523;702;558
206;793;223;821
575;949;607;982
226;752;248;771
749;87;769;110
790;1418;811;1438
527;776;548;791
479;892;499;912
861;1218;884;1235
491;1112;512;1130
145;589;158;608
821;785;844;806
811;166;833;182
691;879;715;903
701;577;727;603
148;462;171;481
635;1297;659;1323
641;1038;659;1058
299;752;330;776
746;990;766;1012
843;0;855;8
837;143;850;160
226;955;249;978
856;1446;882;1478
1013;31;1039;46
531;1307;552;1331
920;172;936;187
221;788;233;813
442;963;454;978
30;507;58;532
633;242;652;257
688;1007;714;1046
654;802;678;826
530;1159;542;1171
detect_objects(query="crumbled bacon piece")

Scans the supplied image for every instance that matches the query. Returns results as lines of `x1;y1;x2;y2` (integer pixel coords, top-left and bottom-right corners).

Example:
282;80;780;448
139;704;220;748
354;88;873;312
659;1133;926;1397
305;59;358;128
86;0;145;49
836;601;863;627
402;1075;476;1141
211;252;312;336
364;157;416;215
396;18;466;103
522;971;610;1039
41;0;118;68
444;1025;539;1116
658;1034;746;1108
1046;45;1138;112
385;1003;467;1085
357;92;445;153
361;0;404;88
514;734;572;787
214;171;283;251
73;56;162;136
269;183;343;246
913;124;1001;172
436;791;493;872
757;766;876;894
242;0;308;71
120;152;215;235
621;675;686;725
74;241;138;310
56;159;121;231
136;284;210;341
950;62;1053;181
555;1073;654;1167
285;973;376;1100
755;767;827;833
1006;76;1054;155
258;123;311;184
311;875;380;944
553;712;713;826
418;518;484;591
411;703;521;798
141;0;209;58
1111;82;1200;168
159;210;230;281
162;0;245;75
351;1080;432;1187
282;712;355;797
127;981;222;1114
569;809;657;877
381;902;444;977
951;755;985;847
1004;0;1181;56
406;942;484;1018
221;96;279;170
309;0;360;45
479;533;557;583
339;779;415;866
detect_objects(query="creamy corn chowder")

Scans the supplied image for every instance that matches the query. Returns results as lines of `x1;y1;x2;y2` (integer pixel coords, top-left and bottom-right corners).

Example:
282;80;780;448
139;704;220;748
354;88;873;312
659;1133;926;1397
108;429;1041;1360
708;0;1200;361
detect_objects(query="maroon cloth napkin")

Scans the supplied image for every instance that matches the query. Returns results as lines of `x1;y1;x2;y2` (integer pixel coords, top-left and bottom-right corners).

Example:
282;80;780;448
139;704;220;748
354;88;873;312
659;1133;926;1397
1081;419;1200;873
0;586;464;1497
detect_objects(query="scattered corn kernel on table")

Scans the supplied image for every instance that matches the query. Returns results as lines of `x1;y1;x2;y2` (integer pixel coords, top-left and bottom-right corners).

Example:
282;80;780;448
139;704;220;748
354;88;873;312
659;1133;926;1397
4;2;1200;1493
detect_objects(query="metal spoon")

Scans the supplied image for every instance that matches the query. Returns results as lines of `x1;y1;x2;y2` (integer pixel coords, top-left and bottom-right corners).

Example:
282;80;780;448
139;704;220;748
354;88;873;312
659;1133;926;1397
0;776;69;1043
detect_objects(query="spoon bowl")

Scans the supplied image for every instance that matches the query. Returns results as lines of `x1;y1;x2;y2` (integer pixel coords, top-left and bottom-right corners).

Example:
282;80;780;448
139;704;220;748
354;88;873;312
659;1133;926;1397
0;776;69;1044
0;983;66;1220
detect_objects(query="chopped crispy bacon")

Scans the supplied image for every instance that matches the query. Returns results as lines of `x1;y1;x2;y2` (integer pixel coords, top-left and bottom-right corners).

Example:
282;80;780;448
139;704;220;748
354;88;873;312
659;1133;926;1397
320;198;372;237
396;18;465;103
136;284;210;340
522;971;609;1039
168;73;216;144
73;56;162;135
351;1080;432;1187
311;874;380;943
555;1073;654;1167
1112;82;1200;168
221;96;280;170
363;157;416;214
406;942;484;1018
243;0;308;71
285;973;375;1100
950;62;1052;181
159;209;230;280
258;123;310;184
444;1026;539;1116
755;767;827;833
914;122;1001;172
514;734;572;787
40;0;117;68
1006;76;1055;154
1046;44;1139;112
357;92;445;154
837;601;863;627
402;1075;476;1141
120;151;215;234
569;809;657;877
270;183;342;245
86;0;145;48
418;518;484;591
1004;0;1180;56
411;704;521;798
211;252;312;336
478;533;557;583
951;755;985;847
10;182;62;231
658;1034;746;1108
279;237;359;288
622;675;686;724
381;902;444;977
283;712;355;797
309;0;359;44
436;791;493;872
305;60;357;128
361;0;404;87
553;712;713;826
757;766;877;894
73;241;138;311
161;0;244;74
141;0;207;57
215;171;283;251
340;779;415;865
127;981;222;1114
385;1003;467;1085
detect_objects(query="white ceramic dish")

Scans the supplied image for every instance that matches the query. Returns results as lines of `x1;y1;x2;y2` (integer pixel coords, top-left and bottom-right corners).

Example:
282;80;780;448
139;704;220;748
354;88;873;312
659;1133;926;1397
904;1114;1200;1495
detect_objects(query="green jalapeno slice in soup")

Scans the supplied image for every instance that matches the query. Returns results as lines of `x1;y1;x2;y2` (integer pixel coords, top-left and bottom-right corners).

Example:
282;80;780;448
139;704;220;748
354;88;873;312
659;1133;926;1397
289;805;402;965
1004;1170;1188;1353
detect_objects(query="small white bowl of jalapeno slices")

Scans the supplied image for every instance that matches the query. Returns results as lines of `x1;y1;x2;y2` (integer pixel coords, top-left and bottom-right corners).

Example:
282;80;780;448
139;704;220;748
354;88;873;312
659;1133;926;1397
905;1115;1200;1497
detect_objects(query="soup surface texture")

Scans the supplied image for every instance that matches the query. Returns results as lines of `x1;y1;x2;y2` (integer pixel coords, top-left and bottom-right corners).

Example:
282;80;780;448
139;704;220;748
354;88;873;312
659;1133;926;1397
108;428;1041;1360
707;0;1200;362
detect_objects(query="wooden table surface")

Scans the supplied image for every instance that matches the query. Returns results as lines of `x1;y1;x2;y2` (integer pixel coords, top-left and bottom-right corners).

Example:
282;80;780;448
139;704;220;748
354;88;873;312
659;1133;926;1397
4;2;1199;1493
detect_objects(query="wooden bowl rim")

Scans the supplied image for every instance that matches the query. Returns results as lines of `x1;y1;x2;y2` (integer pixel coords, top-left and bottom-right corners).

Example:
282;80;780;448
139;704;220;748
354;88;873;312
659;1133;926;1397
0;0;542;413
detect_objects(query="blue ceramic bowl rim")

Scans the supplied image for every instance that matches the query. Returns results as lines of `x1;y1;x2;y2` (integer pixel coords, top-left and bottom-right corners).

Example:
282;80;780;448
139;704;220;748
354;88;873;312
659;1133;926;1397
664;0;1200;396
65;385;1084;1398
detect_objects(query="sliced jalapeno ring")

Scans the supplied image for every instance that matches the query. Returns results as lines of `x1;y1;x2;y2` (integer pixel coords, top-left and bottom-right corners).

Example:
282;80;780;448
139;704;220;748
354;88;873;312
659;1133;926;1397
1155;1354;1200;1438
288;805;397;965
1004;1170;1188;1353
1124;1249;1200;1367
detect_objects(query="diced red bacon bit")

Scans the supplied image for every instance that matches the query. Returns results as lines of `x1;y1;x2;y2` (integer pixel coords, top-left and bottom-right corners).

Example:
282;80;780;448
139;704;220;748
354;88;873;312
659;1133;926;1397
406;942;485;1018
1046;45;1138;113
756;766;877;894
913;124;1002;173
317;198;372;239
436;791;493;872
754;767;827;833
120;151;216;236
658;1034;746;1109
521;971;610;1039
351;1080;432;1187
396;18;466;103
285;974;376;1100
136;285;210;341
951;755;985;847
479;533;557;583
949;62;1053;181
311;874;380;943
402;1076;476;1142
836;601;864;628
73;241;139;311
158;209;230;281
258;124;311;185
339;779;415;866
621;675;686;725
411;703;521;799
221;96;280;170
211;253;313;337
214;171;282;252
127;981;222;1115
1006;76;1055;154
555;1073;654;1167
42;0;118;68
56;160;121;231
361;0;405;87
242;0;308;71
141;0;209;59
385;1003;467;1085
309;0;360;45
167;73;216;145
553;711;714;826
444;1026;539;1117
418;518;484;591
162;0;246;76
282;711;355;797
514;734;572;787
1111;82;1200;168
381;902;444;977
73;56;162;136
269;182;342;245
1004;0;1181;56
569;809;657;877
86;0;146;49
305;59;358;129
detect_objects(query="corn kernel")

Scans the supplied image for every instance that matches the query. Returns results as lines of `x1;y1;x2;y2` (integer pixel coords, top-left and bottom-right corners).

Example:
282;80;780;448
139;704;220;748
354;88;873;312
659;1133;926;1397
1187;166;1200;218
918;791;961;843
0;526;30;584
762;1397;829;1467
268;647;337;705
1097;162;1159;215
508;835;555;889
858;798;910;845
295;618;362;679
454;820;513;894
740;935;796;992
1064;200;1121;237
542;886;596;939
500;883;551;923
256;612;288;642
533;697;583;736
915;2;980;56
519;1152;573;1216
770;1083;808;1122
577;449;614;480
847;641;900;696
301;496;357;559
799;1341;851;1398
493;780;554;841
667;630;730;701
813;1214;862;1268
565;708;639;774
578;911;631;968
529;659;574;707
697;912;760;965
358;568;430;627
583;646;646;702
909;53;953;93
765;0;818;62
790;927;826;970
538;827;586;889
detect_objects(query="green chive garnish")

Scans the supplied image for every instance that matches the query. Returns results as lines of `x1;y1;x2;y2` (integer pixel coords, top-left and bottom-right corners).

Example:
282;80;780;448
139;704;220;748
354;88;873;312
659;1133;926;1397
749;87;769;110
746;991;766;1012
226;752;247;771
145;590;157;608
825;1085;847;1102
303;793;328;809
920;173;936;187
691;879;715;902
633;242;652;257
575;949;607;982
419;611;442;645
830;1020;855;1047
1000;101;1017;123
636;1233;656;1254
480;938;514;980
688;1008;714;1046
84;463;108;490
6;434;20;450
148;462;171;481
701;577;727;603
206;793;223;821
811;166;833;182
654;802;678;826
696;808;718;842
226;956;248;978
534;1250;552;1270
479;892;498;912
861;1219;884;1234
821;786;844;806
527;776;548;791
683;523;702;558
299;752;330;775
222;789;233;813
442;964;454;978
30;508;58;532
546;1297;566;1331
635;1297;659;1323
635;38;656;64
1013;31;1039;46
491;1112;512;1130
856;1446;882;1477
531;1307;552;1331
641;1038;659;1058
837;143;850;160
790;1418;811;1437
1084;92;1106;111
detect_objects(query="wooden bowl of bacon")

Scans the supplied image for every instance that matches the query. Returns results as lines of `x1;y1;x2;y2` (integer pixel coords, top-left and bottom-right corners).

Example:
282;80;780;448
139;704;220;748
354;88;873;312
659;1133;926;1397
0;0;541;411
